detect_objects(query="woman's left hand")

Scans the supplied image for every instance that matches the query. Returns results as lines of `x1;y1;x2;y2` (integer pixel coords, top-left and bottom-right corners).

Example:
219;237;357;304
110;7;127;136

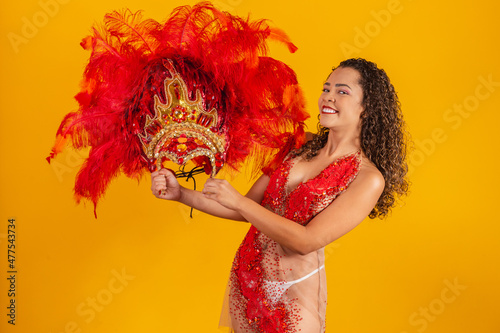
202;178;245;211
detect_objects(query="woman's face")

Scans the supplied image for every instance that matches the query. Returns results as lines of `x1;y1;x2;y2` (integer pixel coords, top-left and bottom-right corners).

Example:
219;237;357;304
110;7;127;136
317;66;364;132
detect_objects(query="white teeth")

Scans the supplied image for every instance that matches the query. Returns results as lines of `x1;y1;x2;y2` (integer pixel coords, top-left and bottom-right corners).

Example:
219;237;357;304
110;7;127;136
322;107;338;114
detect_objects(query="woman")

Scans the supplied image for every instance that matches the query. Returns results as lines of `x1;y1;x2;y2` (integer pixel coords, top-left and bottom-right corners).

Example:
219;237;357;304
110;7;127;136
151;58;409;333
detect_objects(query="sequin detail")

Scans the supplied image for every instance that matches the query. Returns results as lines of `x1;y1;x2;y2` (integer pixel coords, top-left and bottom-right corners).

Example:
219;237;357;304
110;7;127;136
227;151;361;333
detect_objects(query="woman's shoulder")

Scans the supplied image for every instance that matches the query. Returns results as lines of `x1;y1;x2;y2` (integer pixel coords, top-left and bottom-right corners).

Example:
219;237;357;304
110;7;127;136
355;155;385;193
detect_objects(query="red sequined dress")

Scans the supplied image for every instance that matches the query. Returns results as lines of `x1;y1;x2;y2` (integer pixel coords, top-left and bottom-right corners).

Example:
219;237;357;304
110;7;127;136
219;151;361;333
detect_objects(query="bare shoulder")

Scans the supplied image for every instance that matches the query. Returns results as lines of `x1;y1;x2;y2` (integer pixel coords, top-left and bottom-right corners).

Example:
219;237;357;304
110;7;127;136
352;156;385;194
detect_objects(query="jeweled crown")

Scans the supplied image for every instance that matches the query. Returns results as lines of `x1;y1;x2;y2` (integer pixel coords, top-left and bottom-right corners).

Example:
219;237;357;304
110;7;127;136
139;61;226;176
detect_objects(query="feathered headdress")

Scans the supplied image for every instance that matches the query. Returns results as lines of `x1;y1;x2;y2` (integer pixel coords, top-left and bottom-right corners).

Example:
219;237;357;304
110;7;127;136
47;2;308;216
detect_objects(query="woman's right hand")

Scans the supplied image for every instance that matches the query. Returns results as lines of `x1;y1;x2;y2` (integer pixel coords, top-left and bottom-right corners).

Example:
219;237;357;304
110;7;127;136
151;169;181;201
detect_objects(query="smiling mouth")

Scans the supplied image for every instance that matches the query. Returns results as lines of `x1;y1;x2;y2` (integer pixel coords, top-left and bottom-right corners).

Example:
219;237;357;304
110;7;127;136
322;106;338;114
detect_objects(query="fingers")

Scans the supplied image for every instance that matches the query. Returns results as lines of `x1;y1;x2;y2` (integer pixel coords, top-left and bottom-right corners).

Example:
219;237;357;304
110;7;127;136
152;180;167;197
150;168;183;199
202;178;217;192
202;178;228;197
152;168;175;180
151;168;172;197
201;178;241;210
151;173;167;186
157;168;174;175
201;179;214;197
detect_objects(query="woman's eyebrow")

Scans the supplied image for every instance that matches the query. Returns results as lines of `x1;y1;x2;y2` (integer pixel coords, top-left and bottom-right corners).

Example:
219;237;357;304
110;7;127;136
335;83;352;89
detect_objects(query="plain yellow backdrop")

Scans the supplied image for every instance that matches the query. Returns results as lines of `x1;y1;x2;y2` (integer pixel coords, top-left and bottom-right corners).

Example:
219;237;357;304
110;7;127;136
1;0;499;332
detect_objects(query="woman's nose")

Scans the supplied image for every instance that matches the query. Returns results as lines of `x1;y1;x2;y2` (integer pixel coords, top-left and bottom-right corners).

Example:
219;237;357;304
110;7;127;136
324;93;334;103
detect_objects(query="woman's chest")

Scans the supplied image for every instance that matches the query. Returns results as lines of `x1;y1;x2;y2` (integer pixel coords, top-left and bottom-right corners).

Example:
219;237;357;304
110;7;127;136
262;152;361;222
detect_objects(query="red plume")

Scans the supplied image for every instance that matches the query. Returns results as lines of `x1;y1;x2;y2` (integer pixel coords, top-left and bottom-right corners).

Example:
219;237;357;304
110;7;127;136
48;2;309;216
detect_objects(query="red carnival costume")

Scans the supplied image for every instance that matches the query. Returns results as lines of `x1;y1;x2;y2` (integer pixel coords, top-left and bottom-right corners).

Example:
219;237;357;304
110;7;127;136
220;151;361;332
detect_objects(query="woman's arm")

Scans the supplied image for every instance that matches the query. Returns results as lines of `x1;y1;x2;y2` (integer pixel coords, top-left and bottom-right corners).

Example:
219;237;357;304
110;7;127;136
151;168;270;222
202;166;385;254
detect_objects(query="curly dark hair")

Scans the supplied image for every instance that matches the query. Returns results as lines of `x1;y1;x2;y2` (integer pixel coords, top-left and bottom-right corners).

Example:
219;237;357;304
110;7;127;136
295;58;410;219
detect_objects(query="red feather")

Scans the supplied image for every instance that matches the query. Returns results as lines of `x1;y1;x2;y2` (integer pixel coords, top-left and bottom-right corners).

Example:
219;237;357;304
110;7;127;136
48;2;309;216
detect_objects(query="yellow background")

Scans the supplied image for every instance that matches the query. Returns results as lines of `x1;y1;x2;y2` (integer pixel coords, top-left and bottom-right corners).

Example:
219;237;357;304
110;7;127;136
1;0;499;332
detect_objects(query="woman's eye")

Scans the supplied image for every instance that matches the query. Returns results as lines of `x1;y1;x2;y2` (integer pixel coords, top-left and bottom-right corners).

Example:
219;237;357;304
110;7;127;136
338;90;348;95
322;88;329;93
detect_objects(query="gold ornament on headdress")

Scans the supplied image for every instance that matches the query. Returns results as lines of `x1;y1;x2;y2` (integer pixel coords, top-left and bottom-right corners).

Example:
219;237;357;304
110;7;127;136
139;61;226;176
